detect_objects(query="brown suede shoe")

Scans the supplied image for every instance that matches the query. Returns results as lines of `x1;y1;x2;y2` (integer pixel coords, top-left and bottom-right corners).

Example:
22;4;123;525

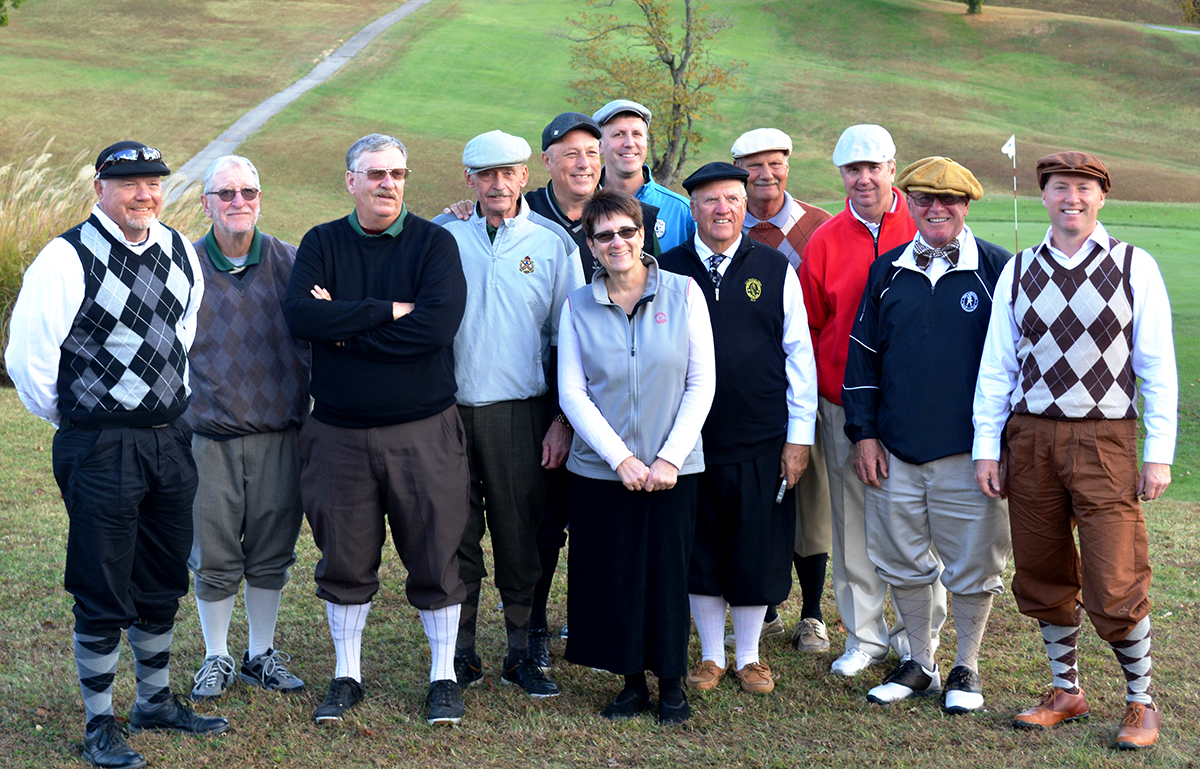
1115;701;1160;750
1013;687;1090;730
685;660;726;691
735;661;775;694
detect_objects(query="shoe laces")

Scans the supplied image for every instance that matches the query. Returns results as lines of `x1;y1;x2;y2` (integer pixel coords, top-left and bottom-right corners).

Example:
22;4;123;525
429;680;458;707
193;655;235;687
88;716;130;744
1121;702;1149;726
792;617;824;639
258;649;298;681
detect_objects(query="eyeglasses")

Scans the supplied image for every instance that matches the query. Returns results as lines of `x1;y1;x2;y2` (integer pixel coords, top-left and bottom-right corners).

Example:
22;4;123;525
353;168;411;182
591;226;641;244
205;188;260;202
96;146;162;174
908;192;967;207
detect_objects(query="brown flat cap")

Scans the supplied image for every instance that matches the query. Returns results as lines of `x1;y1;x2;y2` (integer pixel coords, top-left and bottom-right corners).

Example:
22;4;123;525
895;156;983;201
1036;151;1110;192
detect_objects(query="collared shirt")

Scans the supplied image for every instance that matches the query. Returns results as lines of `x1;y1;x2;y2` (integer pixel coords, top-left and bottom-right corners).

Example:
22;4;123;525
349;205;407;237
849;192;901;239
893;226;975;287
687;232;817;445
972;222;1177;464
630;166;695;251
5;204;204;427
203;226;262;271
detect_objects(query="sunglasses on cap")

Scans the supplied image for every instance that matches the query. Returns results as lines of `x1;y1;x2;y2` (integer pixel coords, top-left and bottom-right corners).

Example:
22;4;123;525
908;192;967;207
353;168;411;182
205;188;260;202
96;146;163;174
590;226;641;244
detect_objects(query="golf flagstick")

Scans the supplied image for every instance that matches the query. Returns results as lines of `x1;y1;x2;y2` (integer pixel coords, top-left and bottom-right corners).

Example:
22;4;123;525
1001;134;1017;252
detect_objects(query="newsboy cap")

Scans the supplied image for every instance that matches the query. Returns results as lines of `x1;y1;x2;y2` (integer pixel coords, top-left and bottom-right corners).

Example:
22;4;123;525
896;156;984;201
541;112;602;151
463;130;532;175
831;124;896;167
1035;151;1111;192
681;162;749;195
592;99;652;128
94;140;171;179
730;128;793;160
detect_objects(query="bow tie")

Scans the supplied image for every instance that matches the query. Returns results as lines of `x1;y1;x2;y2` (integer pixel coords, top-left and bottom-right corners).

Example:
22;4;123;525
913;241;960;269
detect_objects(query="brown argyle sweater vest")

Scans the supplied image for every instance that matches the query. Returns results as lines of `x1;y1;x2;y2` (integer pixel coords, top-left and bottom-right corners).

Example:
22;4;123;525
747;199;831;267
1010;237;1137;420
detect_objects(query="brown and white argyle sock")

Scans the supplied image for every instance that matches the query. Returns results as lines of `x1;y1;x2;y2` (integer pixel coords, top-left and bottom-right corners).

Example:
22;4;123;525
1038;615;1082;694
950;592;994;672
891;585;936;671
1110;616;1153;705
127;622;173;708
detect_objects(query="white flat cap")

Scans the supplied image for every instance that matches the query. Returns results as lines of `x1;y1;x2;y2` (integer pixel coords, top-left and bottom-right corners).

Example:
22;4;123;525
730;128;793;159
831;124;896;167
463;130;531;175
592;99;652;128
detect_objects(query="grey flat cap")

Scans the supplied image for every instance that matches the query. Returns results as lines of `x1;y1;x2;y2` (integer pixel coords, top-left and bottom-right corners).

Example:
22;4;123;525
463;130;532;175
592;99;652;128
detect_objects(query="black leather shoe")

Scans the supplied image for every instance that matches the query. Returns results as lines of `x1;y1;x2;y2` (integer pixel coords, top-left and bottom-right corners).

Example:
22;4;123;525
314;677;365;724
501;655;560;697
657;687;690;725
82;718;147;769
528;628;552;672
427;679;465;726
602;686;651;720
128;693;230;735
454;653;485;689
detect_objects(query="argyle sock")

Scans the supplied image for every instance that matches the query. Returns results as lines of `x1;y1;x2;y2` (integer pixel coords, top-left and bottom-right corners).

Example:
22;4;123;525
1110;616;1153;705
501;588;534;659
75;631;120;728
327;601;370;682
891;585;935;671
455;581;482;657
950;592;993;672
195;596;235;659
420;604;461;683
244;586;282;659
1039;606;1083;694
730;604;768;670
689;594;728;669
796;552;828;621
530;546;560;631
127;622;173;708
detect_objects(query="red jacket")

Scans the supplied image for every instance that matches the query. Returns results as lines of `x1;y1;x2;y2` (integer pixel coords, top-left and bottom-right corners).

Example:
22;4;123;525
798;189;917;405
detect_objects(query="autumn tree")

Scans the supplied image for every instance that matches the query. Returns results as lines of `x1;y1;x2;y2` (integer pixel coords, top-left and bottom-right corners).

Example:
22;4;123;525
0;0;27;26
1182;0;1200;24
963;0;983;13
567;0;744;186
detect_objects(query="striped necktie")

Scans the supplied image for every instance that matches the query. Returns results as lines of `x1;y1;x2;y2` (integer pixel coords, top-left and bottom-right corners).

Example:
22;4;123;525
708;253;727;288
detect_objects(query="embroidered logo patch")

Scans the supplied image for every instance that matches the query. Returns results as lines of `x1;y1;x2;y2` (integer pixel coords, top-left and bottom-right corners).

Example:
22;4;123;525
655;312;667;324
960;291;979;312
745;278;763;302
655;218;667;238
519;256;535;274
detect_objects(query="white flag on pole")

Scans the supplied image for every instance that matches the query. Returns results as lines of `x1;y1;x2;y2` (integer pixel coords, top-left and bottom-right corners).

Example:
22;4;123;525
1001;134;1016;160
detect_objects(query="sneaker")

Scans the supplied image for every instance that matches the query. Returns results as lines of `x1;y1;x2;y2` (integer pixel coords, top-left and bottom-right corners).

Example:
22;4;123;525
82;717;147;769
454;653;485;689
528;628;552;672
830;647;881;677
735;661;775;694
501;655;561;697
724;615;786;647
601;686;651;720
790;618;831;653
239;648;305;693
867;659;941;705
685;659;727;691
1115;701;1161;750
191;654;236;701
128;693;230;735
426;679;465;725
559;623;569;640
1012;687;1089;730
941;665;984;714
313;677;365;724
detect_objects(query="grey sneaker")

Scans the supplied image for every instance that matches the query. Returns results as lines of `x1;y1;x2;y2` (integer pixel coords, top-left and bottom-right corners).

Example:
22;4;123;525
239;648;305;693
191;654;236;701
790;617;831;653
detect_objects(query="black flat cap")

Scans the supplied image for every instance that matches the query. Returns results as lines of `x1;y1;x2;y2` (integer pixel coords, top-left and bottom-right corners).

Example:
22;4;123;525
94;140;171;178
541;112;602;151
681;161;749;195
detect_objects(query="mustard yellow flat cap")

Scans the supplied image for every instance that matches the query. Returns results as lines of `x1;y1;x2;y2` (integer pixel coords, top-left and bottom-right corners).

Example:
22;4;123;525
896;156;983;200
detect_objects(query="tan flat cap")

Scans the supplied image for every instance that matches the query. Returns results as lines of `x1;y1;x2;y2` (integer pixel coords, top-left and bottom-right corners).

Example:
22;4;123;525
1036;151;1111;192
896;156;983;200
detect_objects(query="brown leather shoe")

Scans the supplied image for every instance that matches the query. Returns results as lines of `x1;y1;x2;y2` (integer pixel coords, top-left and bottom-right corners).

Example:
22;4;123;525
1115;701;1160;750
686;660;726;691
1013;687;1090;730
735;661;775;694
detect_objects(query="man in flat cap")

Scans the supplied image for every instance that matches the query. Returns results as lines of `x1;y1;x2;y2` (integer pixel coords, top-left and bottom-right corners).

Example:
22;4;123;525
732;127;834;654
973;151;1176;748
432;131;584;697
187;154;310;702
798;124;946;678
658;162;817;696
6;140;228;768
842;157;1011;712
593;99;695;251
285;133;470;726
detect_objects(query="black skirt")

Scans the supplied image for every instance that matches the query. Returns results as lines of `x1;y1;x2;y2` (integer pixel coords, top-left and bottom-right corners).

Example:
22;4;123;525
565;473;698;678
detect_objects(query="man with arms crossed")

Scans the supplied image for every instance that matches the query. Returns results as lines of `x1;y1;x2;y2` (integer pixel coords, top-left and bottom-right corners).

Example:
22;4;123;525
973;151;1176;749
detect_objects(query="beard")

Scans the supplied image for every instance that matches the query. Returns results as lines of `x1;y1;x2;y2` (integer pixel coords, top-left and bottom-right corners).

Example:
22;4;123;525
124;211;158;233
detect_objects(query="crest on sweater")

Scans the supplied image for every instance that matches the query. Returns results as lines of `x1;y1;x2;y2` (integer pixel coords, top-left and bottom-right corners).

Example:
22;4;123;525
960;291;979;312
745;278;763;302
655;218;667;238
519;256;535;274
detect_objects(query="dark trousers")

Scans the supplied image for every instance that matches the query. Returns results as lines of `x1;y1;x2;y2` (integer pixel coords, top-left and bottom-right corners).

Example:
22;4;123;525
53;419;198;635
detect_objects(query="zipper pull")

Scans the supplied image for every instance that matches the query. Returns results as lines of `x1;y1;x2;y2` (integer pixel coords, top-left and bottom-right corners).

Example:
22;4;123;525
715;286;720;302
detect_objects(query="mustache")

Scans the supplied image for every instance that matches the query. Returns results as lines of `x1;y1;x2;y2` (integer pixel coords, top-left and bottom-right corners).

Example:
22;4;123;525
373;190;399;200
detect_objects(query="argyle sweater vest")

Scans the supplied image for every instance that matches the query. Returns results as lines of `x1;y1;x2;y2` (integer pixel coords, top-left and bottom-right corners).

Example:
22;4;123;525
56;215;195;428
1010;238;1137;420
747;200;830;269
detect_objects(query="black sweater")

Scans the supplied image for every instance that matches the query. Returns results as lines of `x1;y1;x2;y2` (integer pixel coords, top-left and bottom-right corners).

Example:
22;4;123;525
284;214;466;428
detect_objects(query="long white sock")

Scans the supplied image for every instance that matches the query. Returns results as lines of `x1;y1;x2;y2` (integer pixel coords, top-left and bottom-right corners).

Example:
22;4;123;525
245;585;282;658
730;604;768;670
196;596;236;658
689;594;728;669
419;604;461;683
327;601;370;682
